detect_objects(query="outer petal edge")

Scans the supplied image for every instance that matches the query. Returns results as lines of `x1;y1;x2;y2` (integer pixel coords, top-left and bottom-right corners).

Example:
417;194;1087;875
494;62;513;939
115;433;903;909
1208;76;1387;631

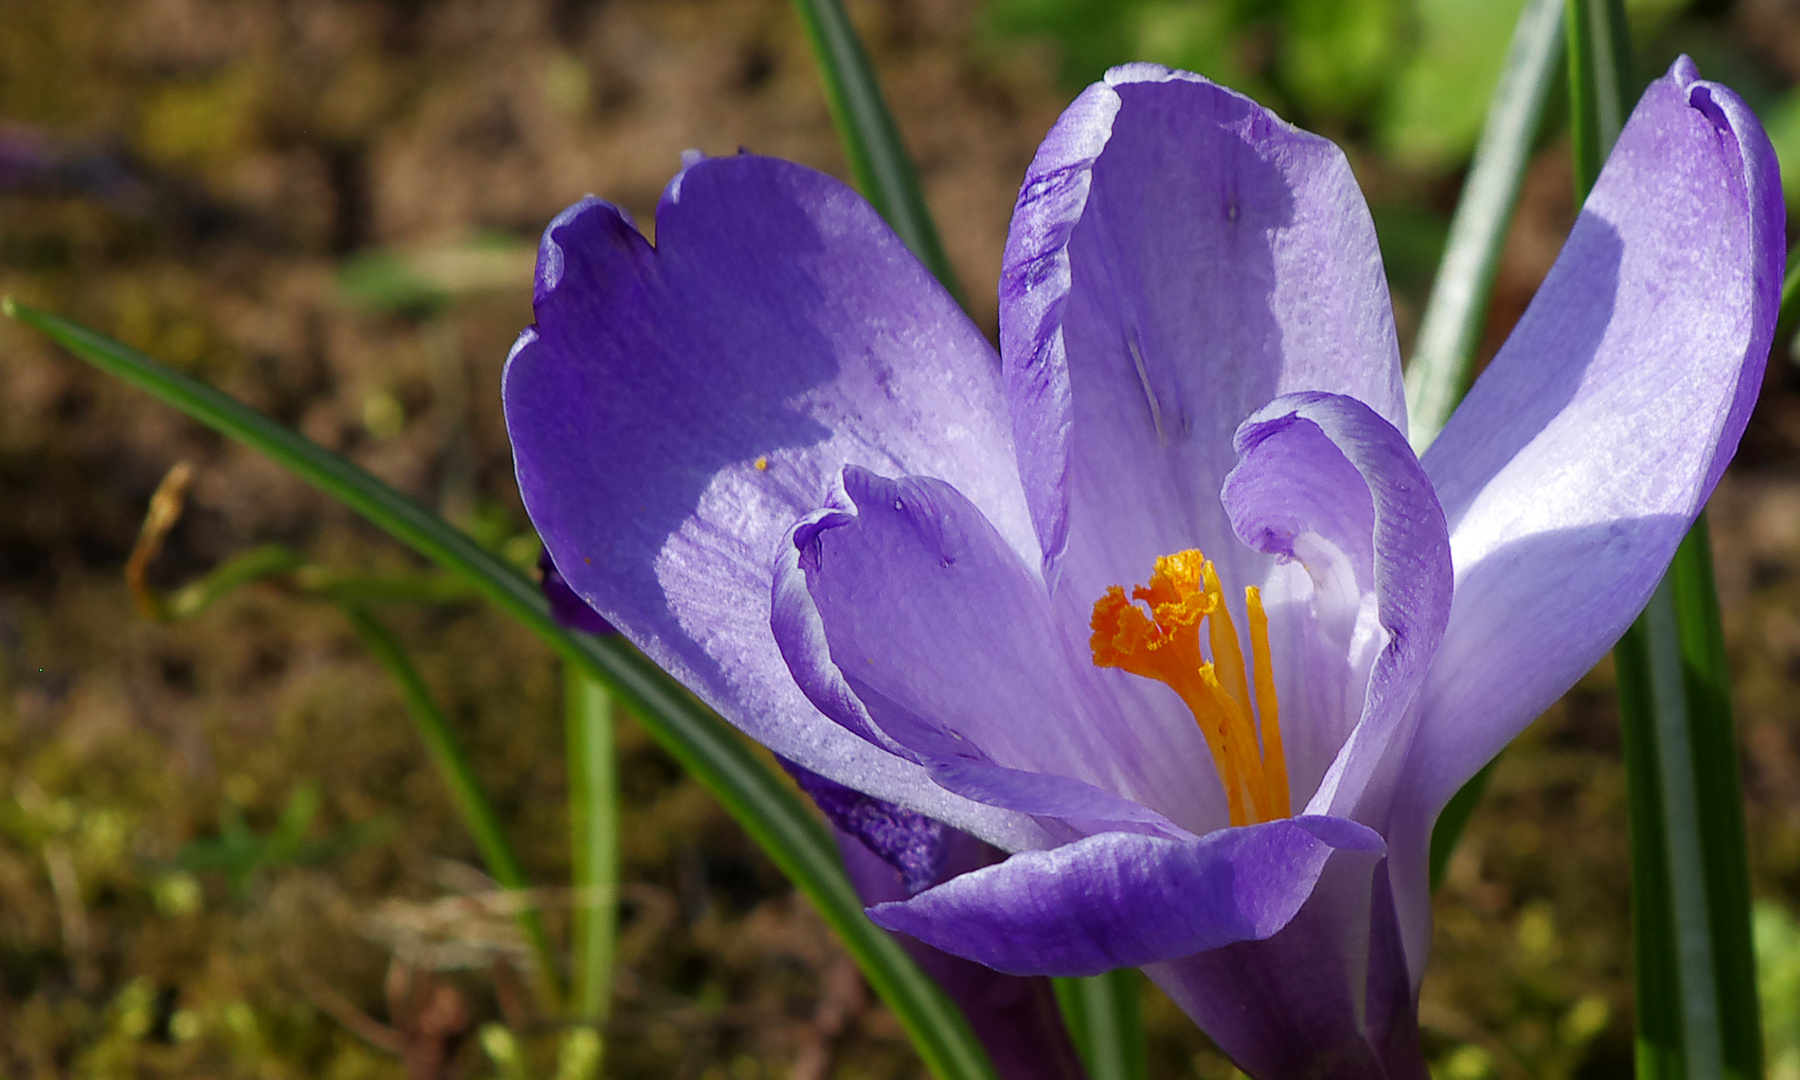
867;815;1382;977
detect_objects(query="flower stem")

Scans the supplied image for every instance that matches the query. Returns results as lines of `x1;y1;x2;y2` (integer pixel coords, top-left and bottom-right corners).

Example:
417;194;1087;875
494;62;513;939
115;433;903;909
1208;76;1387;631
344;604;564;1013
565;663;618;1028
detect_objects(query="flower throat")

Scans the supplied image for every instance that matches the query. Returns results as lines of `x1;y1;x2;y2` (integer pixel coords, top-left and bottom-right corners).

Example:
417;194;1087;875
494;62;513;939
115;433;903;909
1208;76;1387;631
1090;550;1289;827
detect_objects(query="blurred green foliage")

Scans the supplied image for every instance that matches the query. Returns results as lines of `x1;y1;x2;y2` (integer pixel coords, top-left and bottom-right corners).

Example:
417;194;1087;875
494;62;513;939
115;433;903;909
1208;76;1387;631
1383;0;1531;168
1760;95;1800;211
1758;901;1800;1080
337;236;540;320
173;783;394;897
984;0;1701;170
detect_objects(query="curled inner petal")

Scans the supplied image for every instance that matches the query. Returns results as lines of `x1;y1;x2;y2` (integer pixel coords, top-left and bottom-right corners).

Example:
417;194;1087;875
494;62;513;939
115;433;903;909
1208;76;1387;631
1090;550;1289;826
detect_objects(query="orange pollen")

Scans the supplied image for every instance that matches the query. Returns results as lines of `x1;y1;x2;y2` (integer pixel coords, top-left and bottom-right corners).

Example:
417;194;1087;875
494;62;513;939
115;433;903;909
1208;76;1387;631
1089;550;1289;827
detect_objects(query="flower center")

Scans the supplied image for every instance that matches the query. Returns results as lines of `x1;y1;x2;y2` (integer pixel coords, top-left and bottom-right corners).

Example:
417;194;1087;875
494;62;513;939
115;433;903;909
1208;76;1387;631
1089;550;1289;827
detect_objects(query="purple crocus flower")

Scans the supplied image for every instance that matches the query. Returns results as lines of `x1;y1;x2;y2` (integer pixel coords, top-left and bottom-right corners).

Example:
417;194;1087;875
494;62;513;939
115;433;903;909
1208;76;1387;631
503;58;1780;1079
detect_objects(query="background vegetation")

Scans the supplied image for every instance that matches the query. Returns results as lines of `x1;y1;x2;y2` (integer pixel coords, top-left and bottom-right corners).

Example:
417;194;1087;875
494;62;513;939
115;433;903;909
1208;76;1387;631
5;0;1800;1076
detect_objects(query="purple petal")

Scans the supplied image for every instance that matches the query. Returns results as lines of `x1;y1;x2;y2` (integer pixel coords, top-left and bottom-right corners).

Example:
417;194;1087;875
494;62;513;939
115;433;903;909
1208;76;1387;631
832;822;1089;1080
783;759;948;894
538;550;615;635
1392;56;1784;972
502;158;1044;846
867;816;1382;976
1148;857;1425;1080
1000;64;1404;623
776;466;1200;837
1224;393;1452;823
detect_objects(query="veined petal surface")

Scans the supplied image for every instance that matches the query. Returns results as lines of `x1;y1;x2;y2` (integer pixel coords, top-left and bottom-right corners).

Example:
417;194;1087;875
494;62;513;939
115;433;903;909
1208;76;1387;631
1000;63;1405;617
1224;393;1452;824
503;156;1047;849
868;816;1382;976
781;466;1206;835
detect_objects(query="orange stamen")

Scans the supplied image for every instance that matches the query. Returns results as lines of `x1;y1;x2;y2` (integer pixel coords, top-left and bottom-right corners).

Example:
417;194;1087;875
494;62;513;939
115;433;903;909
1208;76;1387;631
1089;550;1291;825
1202;561;1252;714
1246;586;1288;817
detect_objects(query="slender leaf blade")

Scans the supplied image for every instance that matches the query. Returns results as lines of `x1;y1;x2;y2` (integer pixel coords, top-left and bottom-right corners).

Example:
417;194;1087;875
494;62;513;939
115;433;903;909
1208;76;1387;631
345;605;564;1008
1565;0;1631;196
162;544;307;621
1405;0;1565;451
5;300;999;1080
566;664;619;1026
1053;970;1147;1080
789;0;962;301
1613;611;1685;1077
1634;572;1727;1078
1774;244;1800;365
1667;527;1761;1079
1428;759;1497;891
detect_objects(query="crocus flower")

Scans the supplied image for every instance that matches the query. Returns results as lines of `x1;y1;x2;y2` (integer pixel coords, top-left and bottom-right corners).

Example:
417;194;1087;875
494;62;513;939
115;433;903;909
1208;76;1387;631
503;57;1779;1079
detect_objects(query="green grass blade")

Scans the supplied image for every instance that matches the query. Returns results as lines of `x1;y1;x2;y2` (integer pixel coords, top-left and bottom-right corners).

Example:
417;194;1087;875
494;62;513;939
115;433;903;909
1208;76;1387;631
1673;529;1762;1080
1565;9;1762;1073
160;544;308;621
1405;0;1564;451
155;543;475;619
789;0;962;302
5;300;998;1080
344;605;563;1010
1613;605;1685;1077
1565;0;1631;197
566;664;618;1027
1428;759;1497;891
1632;573;1725;1078
1774;244;1800;365
1053;970;1147;1080
1615;532;1762;1080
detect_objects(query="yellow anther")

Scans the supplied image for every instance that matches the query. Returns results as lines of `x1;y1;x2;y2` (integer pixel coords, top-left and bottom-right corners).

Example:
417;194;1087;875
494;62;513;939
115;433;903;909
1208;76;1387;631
1089;550;1290;825
1202;561;1251;720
